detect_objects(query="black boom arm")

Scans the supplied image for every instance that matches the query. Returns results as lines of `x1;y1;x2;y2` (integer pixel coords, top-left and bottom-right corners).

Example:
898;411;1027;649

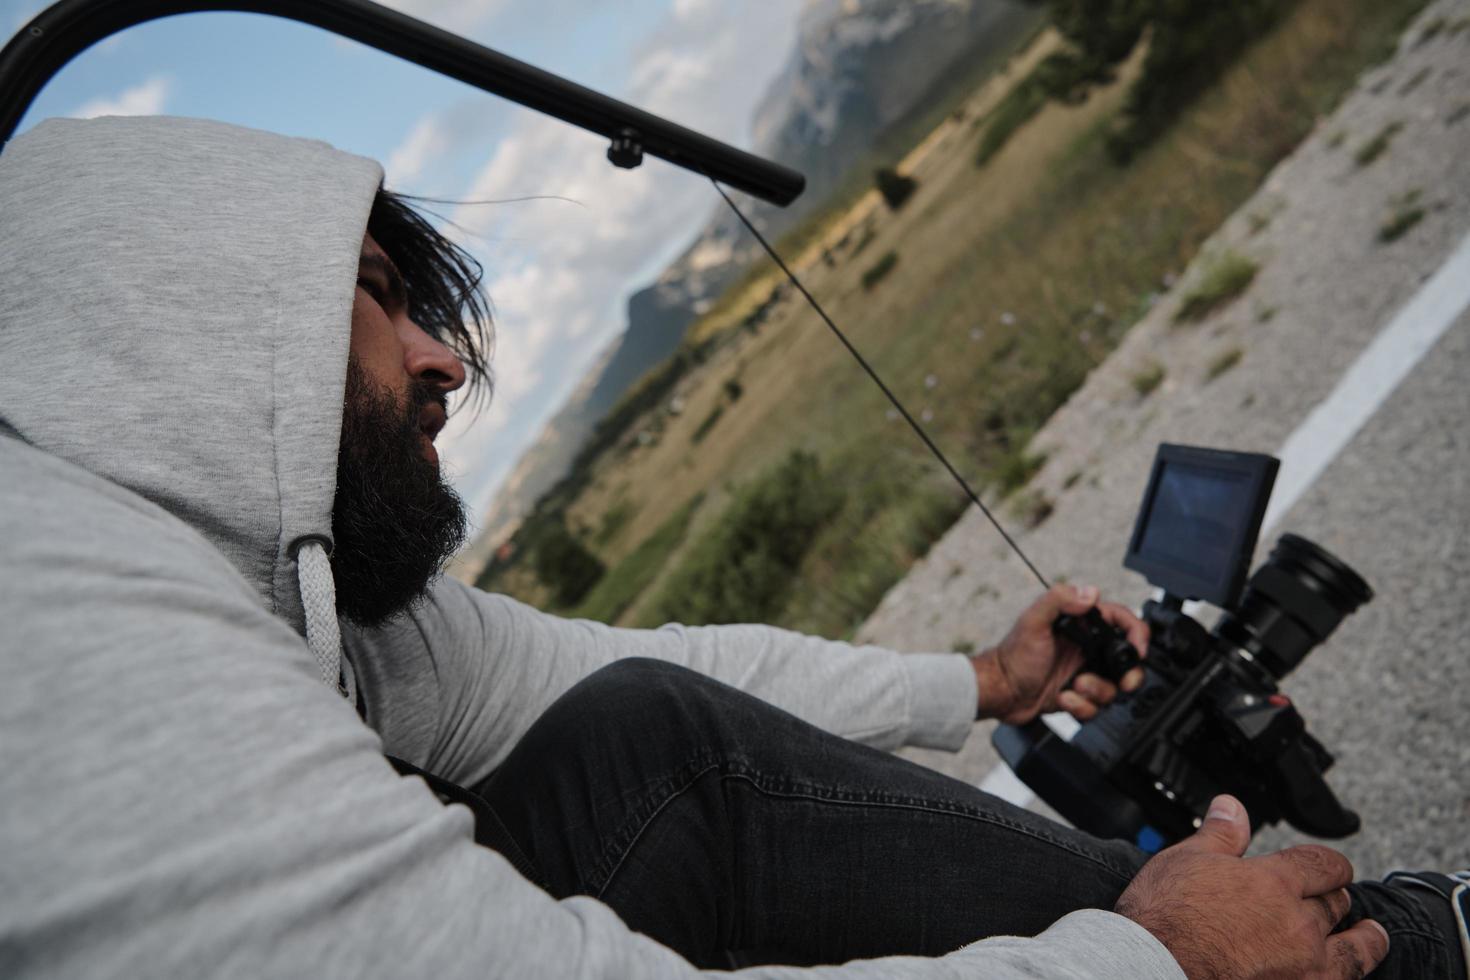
0;0;805;206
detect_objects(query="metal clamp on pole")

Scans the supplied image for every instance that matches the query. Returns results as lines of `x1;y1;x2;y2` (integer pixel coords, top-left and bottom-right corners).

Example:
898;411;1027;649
0;0;806;207
607;128;643;170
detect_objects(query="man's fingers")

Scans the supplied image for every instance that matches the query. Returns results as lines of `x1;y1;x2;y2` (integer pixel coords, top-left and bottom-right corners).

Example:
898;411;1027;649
1057;690;1099;720
1031;583;1100;626
1176;794;1251;857
1310;888;1353;934
1326;920;1389;979
1070;673;1118;706
1097;601;1150;656
1270;845;1355;897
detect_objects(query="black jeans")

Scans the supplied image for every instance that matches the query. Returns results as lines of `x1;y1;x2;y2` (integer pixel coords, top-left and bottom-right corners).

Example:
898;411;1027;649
470;659;1455;975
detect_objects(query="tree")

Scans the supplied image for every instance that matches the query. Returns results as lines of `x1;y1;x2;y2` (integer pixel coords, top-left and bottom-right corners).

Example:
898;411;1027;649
874;167;918;210
1021;0;1294;161
532;519;606;607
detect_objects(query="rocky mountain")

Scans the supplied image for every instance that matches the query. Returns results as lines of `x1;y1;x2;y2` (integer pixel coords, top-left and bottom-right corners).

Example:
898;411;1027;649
472;0;1039;552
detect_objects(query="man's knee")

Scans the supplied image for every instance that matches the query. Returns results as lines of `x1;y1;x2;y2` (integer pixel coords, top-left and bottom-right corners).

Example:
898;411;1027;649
527;658;743;757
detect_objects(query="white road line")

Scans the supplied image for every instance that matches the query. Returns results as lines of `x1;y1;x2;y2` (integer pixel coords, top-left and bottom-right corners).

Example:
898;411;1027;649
979;229;1470;811
1261;230;1470;536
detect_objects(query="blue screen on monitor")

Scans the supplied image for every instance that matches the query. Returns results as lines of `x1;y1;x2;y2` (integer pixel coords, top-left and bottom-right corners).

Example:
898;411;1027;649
1136;462;1255;585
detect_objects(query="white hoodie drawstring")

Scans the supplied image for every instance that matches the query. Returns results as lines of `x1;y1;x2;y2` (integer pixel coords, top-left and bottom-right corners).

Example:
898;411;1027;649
292;536;345;696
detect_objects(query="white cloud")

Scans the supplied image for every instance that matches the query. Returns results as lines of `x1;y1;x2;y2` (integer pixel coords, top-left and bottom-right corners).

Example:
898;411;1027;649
71;76;172;119
385;115;450;186
432;3;805;518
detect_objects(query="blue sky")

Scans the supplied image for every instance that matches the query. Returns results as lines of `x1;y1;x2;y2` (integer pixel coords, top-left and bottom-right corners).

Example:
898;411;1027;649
4;0;804;525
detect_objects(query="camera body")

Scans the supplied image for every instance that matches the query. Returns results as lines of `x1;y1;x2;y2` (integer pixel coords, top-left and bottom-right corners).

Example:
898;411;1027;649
992;444;1372;852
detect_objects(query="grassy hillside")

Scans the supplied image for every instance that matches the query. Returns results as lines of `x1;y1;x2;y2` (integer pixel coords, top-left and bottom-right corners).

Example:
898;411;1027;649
477;0;1428;639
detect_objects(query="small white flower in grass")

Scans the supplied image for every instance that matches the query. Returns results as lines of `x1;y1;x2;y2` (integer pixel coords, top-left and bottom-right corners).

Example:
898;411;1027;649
921;409;934;423
970;327;985;341
1000;312;1017;326
924;374;939;389
1092;301;1108;316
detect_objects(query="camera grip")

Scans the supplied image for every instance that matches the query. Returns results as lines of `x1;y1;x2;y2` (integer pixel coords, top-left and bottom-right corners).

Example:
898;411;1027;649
1054;607;1141;683
1270;738;1361;838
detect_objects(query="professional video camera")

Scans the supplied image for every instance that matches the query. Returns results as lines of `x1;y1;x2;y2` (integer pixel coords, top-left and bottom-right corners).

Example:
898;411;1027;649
993;443;1373;853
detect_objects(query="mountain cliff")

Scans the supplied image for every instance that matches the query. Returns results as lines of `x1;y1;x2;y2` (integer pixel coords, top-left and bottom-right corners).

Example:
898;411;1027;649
474;0;1039;549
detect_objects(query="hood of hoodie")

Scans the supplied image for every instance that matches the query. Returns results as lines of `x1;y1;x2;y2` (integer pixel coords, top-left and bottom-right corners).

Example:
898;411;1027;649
0;115;383;636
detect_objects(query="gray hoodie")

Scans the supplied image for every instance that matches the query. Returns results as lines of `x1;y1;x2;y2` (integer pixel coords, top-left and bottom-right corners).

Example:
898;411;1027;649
0;115;1183;979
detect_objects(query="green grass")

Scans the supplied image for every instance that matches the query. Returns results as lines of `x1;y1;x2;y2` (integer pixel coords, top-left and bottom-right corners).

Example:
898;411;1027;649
861;251;900;290
770;446;967;639
593;496;638;548
976;74;1050;167
644;452;844;627
1174;251;1260;323
1206;346;1244;381
1131;361;1166;396
993;449;1048;496
1354;120;1404;167
691;405;725;443
1414;17;1446;44
571;495;703;624
1010;489;1056;529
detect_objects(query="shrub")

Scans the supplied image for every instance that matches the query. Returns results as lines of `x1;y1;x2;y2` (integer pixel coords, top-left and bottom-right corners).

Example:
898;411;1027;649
649;451;844;625
1011;489;1056;528
874;167;919;209
1354;120;1404;167
1378;189;1425;243
1131;361;1166;396
1174;252;1260;323
861;251;900;290
691;405;725;443
1206;346;1244;381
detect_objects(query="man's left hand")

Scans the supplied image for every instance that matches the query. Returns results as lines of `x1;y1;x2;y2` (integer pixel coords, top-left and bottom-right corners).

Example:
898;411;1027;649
970;584;1148;724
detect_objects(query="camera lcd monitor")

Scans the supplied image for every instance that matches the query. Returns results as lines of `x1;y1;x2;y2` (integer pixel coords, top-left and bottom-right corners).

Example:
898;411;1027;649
1123;444;1279;607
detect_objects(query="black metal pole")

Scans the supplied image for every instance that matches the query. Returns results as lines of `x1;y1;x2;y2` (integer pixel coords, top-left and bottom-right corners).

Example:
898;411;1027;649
0;0;806;207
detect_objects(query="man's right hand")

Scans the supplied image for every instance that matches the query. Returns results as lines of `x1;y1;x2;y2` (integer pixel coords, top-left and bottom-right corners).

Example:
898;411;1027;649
1114;794;1390;979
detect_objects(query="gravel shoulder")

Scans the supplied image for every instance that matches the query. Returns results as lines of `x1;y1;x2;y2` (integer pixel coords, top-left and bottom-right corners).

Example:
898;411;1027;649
858;0;1470;874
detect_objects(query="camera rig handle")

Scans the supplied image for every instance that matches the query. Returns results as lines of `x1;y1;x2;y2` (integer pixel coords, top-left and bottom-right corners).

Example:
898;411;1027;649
0;0;806;207
1054;607;1141;683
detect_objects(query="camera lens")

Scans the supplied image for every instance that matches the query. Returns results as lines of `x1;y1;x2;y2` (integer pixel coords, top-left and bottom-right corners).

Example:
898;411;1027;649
1216;534;1373;679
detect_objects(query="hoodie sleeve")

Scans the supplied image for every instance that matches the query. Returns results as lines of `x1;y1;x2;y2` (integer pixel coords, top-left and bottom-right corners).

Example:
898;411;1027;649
0;445;1191;980
351;578;979;787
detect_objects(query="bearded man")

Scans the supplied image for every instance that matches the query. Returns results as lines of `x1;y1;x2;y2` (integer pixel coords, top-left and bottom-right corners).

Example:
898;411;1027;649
2;116;1464;979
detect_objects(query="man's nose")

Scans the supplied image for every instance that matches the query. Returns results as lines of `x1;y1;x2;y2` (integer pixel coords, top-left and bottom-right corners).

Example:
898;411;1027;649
402;320;467;393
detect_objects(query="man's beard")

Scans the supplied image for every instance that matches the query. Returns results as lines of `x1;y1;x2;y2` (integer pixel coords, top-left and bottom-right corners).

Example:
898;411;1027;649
330;356;468;627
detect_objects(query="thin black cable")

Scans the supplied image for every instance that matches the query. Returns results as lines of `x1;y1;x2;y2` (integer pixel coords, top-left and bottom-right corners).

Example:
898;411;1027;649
709;178;1052;591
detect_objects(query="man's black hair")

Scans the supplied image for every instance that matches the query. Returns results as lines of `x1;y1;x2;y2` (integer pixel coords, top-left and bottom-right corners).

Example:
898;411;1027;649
367;188;494;410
